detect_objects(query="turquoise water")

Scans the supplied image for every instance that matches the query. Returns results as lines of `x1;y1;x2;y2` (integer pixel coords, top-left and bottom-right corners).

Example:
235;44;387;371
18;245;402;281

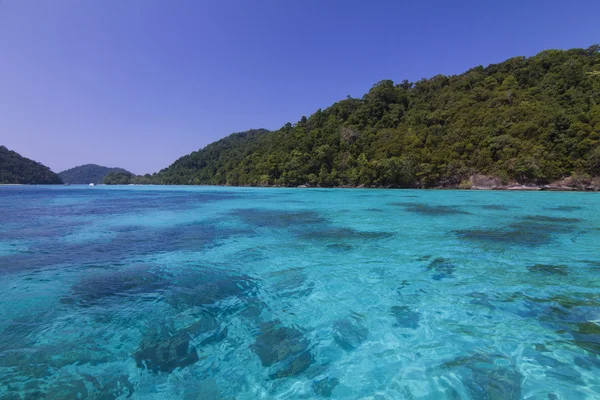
0;185;599;399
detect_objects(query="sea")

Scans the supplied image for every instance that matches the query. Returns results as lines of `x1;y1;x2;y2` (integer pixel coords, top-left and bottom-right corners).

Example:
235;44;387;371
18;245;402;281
0;185;599;399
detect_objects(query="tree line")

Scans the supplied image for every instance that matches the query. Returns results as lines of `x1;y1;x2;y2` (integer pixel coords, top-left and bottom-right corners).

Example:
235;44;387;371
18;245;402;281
105;46;600;188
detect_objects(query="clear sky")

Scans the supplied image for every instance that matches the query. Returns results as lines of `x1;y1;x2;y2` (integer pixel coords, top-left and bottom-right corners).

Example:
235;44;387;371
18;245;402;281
1;0;598;174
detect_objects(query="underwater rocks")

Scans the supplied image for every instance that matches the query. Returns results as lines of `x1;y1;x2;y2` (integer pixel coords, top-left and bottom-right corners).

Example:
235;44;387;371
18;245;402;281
164;221;252;251
312;377;340;398
426;257;456;280
185;313;221;335
269;268;313;298
547;205;583;212
468;292;496;311
134;330;199;373
1;218;251;276
170;269;257;308
396;203;471;216
268;349;312;380
526;264;568;276
326;243;353;252
455;215;580;248
465;365;522;400
514;292;600;356
301;227;394;241
480;204;511;210
62;264;168;306
230;208;325;229
571;321;600;356
522;347;584;385
332;315;369;351
455;226;550;247
442;354;523;400
199;326;228;347
390;306;420;329
523;215;581;224
250;320;313;379
9;373;135;400
80;374;135;399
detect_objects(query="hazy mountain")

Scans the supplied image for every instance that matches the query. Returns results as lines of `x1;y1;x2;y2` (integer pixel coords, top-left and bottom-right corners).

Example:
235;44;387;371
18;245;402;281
59;164;132;184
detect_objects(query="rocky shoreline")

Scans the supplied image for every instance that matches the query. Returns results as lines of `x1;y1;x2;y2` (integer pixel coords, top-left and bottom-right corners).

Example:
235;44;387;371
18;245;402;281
466;174;600;192
296;175;600;191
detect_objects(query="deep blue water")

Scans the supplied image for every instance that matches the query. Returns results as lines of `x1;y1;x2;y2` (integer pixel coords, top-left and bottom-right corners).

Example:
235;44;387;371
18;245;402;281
0;185;599;399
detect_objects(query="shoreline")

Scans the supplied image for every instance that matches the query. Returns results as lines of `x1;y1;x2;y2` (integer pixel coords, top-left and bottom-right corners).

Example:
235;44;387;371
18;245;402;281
94;183;600;191
3;181;600;192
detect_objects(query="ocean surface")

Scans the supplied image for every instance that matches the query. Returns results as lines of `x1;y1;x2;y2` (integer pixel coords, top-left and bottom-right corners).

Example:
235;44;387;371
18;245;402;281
0;185;599;399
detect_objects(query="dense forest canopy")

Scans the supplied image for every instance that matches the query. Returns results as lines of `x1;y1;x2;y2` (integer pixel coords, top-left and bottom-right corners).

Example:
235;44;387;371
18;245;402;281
59;164;131;184
0;146;63;184
103;171;154;185
117;46;600;187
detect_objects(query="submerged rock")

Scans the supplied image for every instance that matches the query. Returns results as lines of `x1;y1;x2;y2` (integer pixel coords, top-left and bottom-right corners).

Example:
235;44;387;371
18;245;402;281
230;208;325;228
185;314;220;335
571;322;600;356
574;354;600;370
25;373;135;400
332;316;369;351
301;227;394;241
455;226;550;247
465;366;523;400
134;331;199;373
326;243;353;252
513;293;600;356
547;205;582;212
481;204;510;210
63;264;168;306
400;203;471;216
269;268;313;298
390;306;420;329
469;292;496;311
82;373;135;399
250;320;312;379
312;377;340;397
526;264;568;276
522;215;581;224
42;378;89;400
522;348;583;384
200;327;228;346
171;268;256;308
426;257;456;280
443;354;523;400
268;349;313;379
456;214;580;248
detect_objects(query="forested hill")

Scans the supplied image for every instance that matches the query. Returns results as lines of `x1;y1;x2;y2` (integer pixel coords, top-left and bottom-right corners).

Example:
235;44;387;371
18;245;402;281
59;164;131;184
0;146;63;184
155;129;270;184
153;46;600;187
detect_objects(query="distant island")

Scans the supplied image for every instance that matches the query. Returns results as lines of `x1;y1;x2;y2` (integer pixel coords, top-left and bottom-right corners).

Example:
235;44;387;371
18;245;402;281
59;164;132;184
109;45;600;190
0;146;62;184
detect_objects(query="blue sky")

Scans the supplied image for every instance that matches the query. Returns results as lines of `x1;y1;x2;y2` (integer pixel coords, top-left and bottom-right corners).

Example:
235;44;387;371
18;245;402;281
1;0;598;174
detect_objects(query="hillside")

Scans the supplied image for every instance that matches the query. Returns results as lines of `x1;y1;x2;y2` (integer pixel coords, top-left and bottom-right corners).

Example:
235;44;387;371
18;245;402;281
157;129;270;184
59;164;132;184
0;146;63;184
145;46;600;187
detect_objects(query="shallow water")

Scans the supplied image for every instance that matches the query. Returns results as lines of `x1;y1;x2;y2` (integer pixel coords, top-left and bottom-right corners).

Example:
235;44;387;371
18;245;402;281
0;185;599;399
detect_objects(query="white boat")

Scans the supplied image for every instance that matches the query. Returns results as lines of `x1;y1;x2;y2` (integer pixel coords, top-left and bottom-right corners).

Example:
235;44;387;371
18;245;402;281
89;183;95;187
